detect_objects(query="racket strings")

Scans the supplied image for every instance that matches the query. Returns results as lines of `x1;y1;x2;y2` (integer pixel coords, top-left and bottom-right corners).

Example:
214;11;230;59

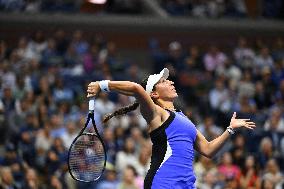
69;135;105;181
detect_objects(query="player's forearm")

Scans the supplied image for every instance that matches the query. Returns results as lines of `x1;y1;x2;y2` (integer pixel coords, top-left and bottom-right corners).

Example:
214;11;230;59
207;129;231;158
108;81;141;96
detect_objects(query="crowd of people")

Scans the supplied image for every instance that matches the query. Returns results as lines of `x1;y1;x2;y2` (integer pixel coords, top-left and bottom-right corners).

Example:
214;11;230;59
0;29;283;189
159;0;284;18
1;0;284;19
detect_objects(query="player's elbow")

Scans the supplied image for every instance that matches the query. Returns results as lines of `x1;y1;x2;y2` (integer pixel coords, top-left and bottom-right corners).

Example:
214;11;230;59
201;144;215;159
204;152;214;159
132;83;145;94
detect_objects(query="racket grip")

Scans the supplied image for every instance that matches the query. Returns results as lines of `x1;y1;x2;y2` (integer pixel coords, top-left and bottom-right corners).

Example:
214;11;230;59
89;98;95;111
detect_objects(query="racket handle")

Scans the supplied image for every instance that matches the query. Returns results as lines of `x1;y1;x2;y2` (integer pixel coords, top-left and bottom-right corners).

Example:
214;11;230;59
89;98;95;111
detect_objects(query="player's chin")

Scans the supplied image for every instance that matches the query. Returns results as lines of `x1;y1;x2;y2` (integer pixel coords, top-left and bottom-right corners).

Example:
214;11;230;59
173;92;178;98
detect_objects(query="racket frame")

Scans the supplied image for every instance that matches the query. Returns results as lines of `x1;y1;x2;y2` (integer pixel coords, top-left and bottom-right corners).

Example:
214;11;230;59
67;109;107;182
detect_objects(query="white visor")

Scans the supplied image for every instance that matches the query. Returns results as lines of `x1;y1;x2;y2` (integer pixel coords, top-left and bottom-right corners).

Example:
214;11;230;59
146;68;169;93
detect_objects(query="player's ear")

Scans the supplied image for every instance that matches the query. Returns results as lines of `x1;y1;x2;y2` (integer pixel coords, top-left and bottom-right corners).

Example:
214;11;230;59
150;91;159;99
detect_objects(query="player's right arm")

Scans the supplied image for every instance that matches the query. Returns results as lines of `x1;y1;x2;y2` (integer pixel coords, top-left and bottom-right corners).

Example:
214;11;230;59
87;81;159;123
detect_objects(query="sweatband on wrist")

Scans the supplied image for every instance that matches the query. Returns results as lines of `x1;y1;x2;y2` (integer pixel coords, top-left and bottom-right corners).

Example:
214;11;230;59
99;80;110;92
227;126;235;135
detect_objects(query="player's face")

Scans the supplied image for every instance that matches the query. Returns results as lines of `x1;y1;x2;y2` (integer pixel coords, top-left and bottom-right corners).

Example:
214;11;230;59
153;78;178;100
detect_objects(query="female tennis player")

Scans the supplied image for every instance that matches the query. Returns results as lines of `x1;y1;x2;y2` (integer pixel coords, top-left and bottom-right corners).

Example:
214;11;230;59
87;68;256;189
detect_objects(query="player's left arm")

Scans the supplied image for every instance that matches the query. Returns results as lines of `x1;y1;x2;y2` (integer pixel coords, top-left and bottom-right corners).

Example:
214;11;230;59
194;112;256;158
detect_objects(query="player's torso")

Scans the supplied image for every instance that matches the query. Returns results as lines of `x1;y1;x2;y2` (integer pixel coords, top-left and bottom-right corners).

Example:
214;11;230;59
145;111;197;189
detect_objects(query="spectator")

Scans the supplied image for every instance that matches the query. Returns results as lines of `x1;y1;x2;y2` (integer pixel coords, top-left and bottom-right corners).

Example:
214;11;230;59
0;166;19;189
239;155;261;189
194;156;218;189
60;121;78;149
217;152;241;181
21;168;42;189
197;115;223;141
261;177;275;189
233;37;255;69
135;140;151;178
117;165;141;189
115;137;139;174
264;107;284;133
97;169;119;189
263;158;284;187
199;169;220;189
203;45;227;73
258;137;276;169
254;47;274;74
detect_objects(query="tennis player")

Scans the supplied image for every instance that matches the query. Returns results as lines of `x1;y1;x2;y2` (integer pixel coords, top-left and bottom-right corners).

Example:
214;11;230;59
87;68;256;189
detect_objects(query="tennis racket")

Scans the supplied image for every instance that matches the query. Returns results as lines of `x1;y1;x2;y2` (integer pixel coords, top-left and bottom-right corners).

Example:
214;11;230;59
68;98;107;182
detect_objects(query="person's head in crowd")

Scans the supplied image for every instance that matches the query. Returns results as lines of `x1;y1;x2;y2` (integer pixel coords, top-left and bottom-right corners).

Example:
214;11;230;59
259;46;271;58
267;107;282;131
50;114;63;129
203;115;214;128
261;66;272;79
261;177;275;189
17;36;28;49
225;176;239;189
208;45;220;56
260;137;273;155
24;168;40;188
214;77;226;91
65;121;76;134
46;37;56;51
202;169;218;188
0;167;15;188
123;137;136;154
53;137;66;152
105;169;117;182
34;30;45;43
233;134;245;149
121;165;138;185
221;152;234;166
49;175;63;189
168;41;183;59
4;143;18;163
103;127;114;143
242;155;259;174
2;86;13;99
25;112;39;128
189;45;200;59
106;41;117;56
231;134;246;165
237;36;248;48
265;158;280;175
72;30;83;42
130;127;143;141
114;126;125;139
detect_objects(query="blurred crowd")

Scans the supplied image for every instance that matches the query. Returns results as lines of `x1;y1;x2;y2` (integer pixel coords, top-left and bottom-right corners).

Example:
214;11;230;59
0;28;284;189
1;0;284;19
159;0;284;18
0;0;142;15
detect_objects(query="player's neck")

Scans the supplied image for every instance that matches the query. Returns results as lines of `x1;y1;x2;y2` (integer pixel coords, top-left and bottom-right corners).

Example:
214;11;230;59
159;101;175;111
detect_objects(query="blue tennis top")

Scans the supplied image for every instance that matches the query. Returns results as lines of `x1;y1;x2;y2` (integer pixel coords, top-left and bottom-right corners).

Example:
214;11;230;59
144;110;197;189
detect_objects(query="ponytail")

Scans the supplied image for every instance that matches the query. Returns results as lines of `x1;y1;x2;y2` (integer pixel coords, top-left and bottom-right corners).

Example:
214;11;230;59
103;77;149;123
103;101;139;123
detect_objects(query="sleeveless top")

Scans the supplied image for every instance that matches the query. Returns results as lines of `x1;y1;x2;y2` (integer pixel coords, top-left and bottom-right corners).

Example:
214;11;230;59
144;110;197;189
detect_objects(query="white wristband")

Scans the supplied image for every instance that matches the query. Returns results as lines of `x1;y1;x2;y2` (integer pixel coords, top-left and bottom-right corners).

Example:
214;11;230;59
99;80;110;92
227;126;235;135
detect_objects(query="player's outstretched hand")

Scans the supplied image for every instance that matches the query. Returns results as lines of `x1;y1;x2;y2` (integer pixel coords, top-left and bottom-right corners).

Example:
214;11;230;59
229;112;256;130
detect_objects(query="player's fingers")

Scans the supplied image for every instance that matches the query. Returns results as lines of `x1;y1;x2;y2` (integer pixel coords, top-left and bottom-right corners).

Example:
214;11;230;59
232;112;236;119
87;93;95;98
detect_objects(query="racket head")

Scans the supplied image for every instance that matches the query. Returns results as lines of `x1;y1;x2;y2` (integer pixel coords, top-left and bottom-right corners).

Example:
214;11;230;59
68;133;106;182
